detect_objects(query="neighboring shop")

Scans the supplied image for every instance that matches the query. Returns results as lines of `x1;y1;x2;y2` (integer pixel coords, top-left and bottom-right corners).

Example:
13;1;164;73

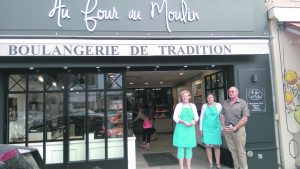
0;0;278;169
268;3;300;169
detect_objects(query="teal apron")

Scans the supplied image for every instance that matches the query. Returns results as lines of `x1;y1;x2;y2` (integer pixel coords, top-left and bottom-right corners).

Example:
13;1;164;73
173;104;196;148
202;103;222;145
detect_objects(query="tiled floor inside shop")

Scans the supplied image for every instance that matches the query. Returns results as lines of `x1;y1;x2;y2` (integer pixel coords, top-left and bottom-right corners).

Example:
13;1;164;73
135;133;233;169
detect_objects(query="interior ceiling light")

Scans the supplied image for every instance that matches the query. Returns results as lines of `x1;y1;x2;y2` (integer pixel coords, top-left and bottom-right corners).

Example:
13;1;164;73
160;81;164;84
37;75;44;82
52;81;57;87
155;65;160;68
129;82;134;85
126;66;130;69
29;67;34;70
184;65;188;68
96;67;100;69
64;67;68;69
145;82;149;85
179;72;184;75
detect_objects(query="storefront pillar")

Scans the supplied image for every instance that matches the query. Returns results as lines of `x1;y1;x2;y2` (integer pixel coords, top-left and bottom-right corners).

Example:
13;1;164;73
0;72;5;144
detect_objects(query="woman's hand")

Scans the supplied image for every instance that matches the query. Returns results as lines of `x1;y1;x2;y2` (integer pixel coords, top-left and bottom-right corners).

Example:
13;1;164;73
190;120;196;126
183;121;191;126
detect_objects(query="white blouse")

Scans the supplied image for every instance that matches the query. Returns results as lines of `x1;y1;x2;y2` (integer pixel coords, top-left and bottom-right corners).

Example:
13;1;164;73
173;103;199;123
199;102;222;131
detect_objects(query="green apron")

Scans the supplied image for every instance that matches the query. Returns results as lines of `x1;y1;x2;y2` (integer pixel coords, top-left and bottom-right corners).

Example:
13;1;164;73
202;103;222;145
173;104;196;148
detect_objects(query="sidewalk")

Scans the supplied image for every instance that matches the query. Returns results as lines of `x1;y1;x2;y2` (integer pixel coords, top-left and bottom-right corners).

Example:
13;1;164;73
135;133;233;169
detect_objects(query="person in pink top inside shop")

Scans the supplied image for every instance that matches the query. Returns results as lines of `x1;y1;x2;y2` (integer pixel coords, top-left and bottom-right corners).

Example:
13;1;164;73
133;104;155;150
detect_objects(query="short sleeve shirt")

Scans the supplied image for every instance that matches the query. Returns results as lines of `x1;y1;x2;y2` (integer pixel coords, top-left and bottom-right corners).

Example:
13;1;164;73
221;98;250;125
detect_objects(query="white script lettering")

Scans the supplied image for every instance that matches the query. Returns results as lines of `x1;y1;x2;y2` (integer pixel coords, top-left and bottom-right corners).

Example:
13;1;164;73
151;0;199;32
128;10;142;21
81;0;120;32
48;0;71;27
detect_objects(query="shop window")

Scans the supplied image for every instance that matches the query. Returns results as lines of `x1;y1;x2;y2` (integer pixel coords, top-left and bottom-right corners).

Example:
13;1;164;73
88;91;105;160
8;93;26;143
69;74;85;91
46;74;64;91
28;93;44;142
28;74;44;91
46;92;64;141
7;72;126;163
8;74;26;92
107;73;122;89
217;72;224;87
106;91;123;138
204;70;227;103
107;91;124;159
69;91;86;140
87;74;104;90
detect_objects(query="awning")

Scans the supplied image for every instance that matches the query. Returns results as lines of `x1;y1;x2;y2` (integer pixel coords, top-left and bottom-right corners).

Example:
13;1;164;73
286;22;300;36
268;7;300;22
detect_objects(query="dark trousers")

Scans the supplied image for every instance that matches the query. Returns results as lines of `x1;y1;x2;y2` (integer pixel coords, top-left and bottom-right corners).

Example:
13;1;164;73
142;128;155;143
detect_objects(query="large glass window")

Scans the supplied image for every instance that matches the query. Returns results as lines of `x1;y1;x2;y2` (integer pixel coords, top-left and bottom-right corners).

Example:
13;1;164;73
204;70;227;102
28;93;44;142
88;91;105;160
8;93;26;143
7;72;125;164
107;91;123;158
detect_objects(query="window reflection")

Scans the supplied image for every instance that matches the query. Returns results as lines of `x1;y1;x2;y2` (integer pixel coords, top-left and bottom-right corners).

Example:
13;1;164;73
69;92;86;140
8;94;26;143
46;93;64;141
29;75;44;91
107;73;122;89
28;93;44;141
7;72;125;161
8;74;26;92
107;91;123;138
88;92;105;139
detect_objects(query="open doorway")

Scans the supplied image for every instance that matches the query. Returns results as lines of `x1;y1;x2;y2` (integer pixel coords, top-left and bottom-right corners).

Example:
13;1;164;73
125;66;231;168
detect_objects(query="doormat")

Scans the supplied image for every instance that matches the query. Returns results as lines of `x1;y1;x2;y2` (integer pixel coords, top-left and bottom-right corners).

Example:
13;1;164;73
143;152;178;167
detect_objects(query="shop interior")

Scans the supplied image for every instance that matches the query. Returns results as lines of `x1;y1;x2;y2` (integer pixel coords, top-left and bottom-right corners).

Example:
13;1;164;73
126;66;228;136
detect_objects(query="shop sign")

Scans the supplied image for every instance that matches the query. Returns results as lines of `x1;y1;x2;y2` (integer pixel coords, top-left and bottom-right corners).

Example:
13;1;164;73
0;39;269;56
246;88;266;112
0;0;266;36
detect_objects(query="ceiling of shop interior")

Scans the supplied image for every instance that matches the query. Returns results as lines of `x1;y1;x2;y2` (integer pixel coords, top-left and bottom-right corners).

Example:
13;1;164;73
126;70;204;88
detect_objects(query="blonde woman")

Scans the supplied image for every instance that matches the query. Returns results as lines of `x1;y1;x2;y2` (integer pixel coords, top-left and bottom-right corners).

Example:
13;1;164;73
173;90;199;169
199;93;222;169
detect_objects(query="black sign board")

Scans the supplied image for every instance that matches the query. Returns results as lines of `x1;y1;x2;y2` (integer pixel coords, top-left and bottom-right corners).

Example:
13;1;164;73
246;88;266;112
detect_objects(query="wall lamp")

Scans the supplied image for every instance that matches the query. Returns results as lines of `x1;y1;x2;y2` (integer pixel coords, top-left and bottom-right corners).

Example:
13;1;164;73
251;74;258;83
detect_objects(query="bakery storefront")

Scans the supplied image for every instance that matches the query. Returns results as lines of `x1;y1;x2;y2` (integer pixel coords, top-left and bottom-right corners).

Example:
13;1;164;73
0;0;278;169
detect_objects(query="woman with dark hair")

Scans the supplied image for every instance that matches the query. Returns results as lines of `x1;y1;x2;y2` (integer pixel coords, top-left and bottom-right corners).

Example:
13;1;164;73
199;93;223;169
133;104;155;150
